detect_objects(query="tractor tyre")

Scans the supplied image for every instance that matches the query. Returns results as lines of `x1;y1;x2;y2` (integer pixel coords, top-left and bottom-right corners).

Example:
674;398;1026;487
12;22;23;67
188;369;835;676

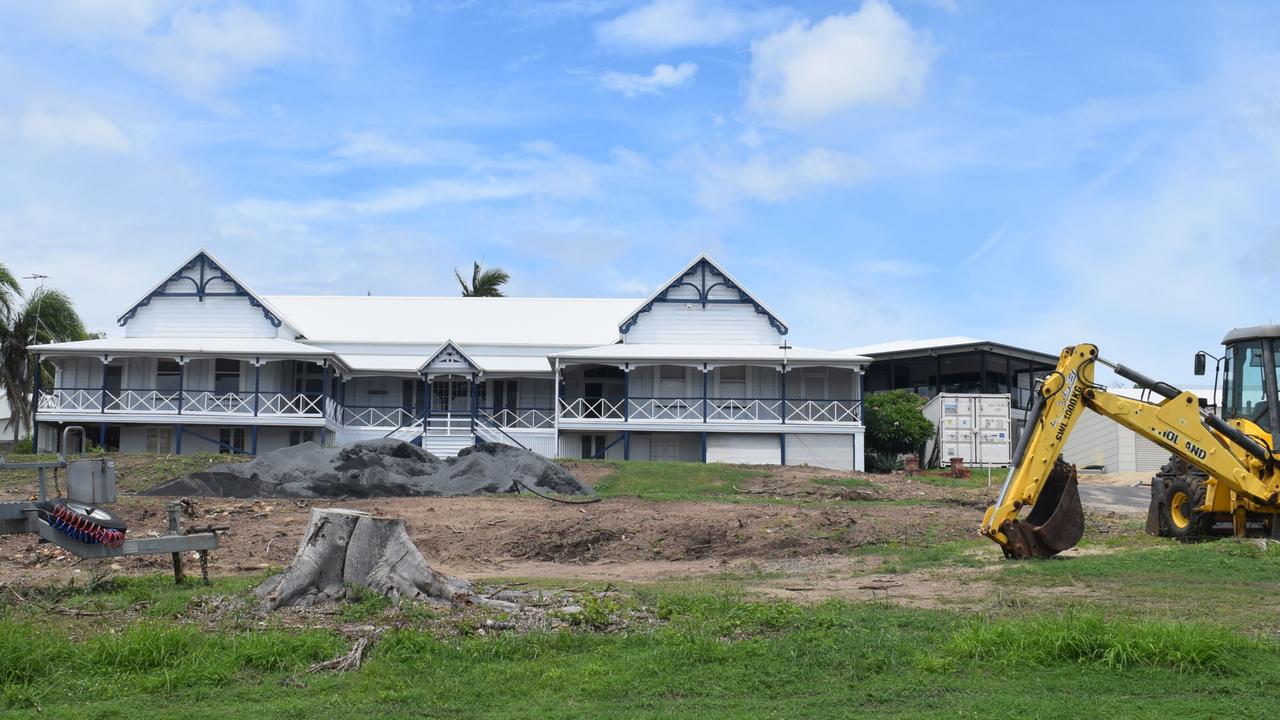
1155;458;1211;541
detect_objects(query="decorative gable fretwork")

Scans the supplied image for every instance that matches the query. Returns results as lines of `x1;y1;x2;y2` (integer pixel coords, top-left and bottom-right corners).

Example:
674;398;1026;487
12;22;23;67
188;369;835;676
619;257;787;336
116;251;283;328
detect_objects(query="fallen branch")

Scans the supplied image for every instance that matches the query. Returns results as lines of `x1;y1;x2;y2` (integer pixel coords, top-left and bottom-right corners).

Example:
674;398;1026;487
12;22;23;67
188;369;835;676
307;635;375;673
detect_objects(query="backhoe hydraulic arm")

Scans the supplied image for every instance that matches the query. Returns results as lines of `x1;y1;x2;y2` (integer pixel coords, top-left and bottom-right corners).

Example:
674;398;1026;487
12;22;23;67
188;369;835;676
981;343;1280;558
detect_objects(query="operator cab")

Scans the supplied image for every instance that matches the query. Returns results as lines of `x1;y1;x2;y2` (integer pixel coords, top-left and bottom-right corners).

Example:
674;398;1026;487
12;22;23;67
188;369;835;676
1203;325;1280;445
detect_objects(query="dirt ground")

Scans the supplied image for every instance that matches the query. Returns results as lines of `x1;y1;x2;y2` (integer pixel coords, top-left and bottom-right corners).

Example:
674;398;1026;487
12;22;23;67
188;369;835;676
0;462;1137;607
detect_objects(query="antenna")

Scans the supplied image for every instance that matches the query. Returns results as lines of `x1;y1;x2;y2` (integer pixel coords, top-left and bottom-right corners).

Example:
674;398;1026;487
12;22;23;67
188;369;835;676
23;274;49;343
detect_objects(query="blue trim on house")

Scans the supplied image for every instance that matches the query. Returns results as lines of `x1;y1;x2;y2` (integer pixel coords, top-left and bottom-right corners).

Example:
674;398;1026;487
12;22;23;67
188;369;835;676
619;257;788;336
116;251;283;328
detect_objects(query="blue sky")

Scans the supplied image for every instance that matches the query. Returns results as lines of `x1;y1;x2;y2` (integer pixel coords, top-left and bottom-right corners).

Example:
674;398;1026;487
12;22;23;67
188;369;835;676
2;0;1278;383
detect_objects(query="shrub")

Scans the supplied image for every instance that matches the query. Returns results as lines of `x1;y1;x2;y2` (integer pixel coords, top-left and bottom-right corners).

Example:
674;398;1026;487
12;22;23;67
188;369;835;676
863;390;935;458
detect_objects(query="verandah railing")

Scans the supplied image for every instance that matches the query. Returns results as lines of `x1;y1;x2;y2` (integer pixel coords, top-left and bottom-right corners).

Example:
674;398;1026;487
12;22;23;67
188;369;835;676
557;396;862;423
38;387;337;420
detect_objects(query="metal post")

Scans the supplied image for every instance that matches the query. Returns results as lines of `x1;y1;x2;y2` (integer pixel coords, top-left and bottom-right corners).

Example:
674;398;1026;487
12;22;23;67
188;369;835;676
935;354;943;397
251;426;259;455
469;373;477;434
253;360;261;417
979;350;988;394
623;364;630;422
623;430;630;461
167;502;184;584
31;354;41;453
176;359;185;416
98;422;106;449
176;424;183;454
701;431;707;463
702;364;708;423
100;357;108;414
424;374;432;426
780;364;787;424
780;433;786;465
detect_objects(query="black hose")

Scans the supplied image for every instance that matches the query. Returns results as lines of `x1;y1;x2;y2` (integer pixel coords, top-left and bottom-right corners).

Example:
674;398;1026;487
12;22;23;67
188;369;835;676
511;477;601;505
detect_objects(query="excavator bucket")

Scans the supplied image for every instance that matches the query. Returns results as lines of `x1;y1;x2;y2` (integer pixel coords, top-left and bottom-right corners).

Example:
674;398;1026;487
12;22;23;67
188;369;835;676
996;461;1084;559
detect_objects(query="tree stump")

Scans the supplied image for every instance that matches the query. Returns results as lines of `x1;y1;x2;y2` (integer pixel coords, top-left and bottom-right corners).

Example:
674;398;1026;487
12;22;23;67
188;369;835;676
256;508;507;610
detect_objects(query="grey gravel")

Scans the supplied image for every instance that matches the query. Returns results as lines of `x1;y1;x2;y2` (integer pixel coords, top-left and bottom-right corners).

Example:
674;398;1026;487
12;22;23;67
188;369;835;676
143;439;593;498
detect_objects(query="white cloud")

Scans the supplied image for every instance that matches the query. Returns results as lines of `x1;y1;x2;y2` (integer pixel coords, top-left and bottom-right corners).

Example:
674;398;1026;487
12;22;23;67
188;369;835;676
229;147;601;229
696;147;868;206
130;5;291;101
10;2;292;103
596;0;788;51
330;132;480;167
600;62;698;97
20;108;133;153
749;0;937;124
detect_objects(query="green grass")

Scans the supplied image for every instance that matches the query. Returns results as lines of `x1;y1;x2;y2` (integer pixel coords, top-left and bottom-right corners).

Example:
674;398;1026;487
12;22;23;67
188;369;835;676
589;460;762;501
0;452;248;494
854;538;991;573
915;466;1007;489
3;592;1279;719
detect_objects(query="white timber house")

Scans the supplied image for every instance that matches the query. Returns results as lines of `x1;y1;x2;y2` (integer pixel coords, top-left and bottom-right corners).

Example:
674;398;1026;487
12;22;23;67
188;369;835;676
31;251;870;470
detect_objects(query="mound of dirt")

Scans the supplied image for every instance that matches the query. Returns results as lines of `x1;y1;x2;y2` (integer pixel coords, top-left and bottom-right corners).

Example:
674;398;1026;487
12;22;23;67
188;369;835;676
143;440;592;498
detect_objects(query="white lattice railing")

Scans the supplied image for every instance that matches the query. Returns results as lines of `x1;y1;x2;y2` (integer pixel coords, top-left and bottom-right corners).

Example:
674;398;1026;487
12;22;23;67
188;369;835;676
343;406;417;428
258;392;325;417
38;388;103;413
705;398;783;423
481;407;555;429
785;399;861;423
627;397;703;422
181;391;255;415
105;390;181;414
558;397;626;421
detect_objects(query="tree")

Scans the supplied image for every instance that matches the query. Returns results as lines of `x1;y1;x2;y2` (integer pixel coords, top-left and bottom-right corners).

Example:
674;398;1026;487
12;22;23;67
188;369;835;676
0;263;87;443
454;261;510;297
863;390;936;459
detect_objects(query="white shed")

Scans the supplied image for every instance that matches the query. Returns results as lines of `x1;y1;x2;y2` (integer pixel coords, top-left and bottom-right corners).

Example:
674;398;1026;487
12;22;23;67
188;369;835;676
1061;387;1216;474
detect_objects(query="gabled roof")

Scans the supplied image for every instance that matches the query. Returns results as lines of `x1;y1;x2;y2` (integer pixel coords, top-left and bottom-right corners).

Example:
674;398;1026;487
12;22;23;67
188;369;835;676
116;249;297;332
418;339;481;374
264;295;638;345
618;254;788;336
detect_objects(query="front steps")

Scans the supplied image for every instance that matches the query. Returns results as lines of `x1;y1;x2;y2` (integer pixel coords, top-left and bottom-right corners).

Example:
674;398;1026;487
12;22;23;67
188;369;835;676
424;434;474;458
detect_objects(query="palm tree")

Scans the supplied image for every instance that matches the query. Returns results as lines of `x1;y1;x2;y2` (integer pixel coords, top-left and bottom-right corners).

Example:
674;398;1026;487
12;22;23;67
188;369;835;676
0;262;87;444
454;261;510;297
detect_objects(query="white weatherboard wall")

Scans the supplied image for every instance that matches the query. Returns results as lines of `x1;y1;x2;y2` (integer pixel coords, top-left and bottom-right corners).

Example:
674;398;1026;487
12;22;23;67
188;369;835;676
707;433;780;465
623;264;783;346
125;296;282;338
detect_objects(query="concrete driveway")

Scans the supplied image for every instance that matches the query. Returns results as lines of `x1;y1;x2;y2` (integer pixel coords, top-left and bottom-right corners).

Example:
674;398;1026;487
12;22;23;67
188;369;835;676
1077;473;1151;516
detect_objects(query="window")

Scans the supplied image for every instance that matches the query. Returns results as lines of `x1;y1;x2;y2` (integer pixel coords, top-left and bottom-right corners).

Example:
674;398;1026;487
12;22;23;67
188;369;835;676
214;359;241;394
289;429;316;446
156;360;181;393
219;428;245;454
718;366;747;399
145;427;172;453
1224;341;1273;431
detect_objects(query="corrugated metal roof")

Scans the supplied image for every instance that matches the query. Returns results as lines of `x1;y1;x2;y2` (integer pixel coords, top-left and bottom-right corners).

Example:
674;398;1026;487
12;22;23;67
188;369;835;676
550;343;870;365
842;337;983;355
32;337;336;360
264;295;639;345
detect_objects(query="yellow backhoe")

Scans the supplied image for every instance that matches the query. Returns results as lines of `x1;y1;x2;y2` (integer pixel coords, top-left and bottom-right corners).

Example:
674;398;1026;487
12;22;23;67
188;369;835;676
981;325;1280;558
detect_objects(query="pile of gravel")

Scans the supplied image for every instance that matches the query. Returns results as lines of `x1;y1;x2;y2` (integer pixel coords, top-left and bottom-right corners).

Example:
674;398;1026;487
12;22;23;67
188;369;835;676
143;439;593;498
